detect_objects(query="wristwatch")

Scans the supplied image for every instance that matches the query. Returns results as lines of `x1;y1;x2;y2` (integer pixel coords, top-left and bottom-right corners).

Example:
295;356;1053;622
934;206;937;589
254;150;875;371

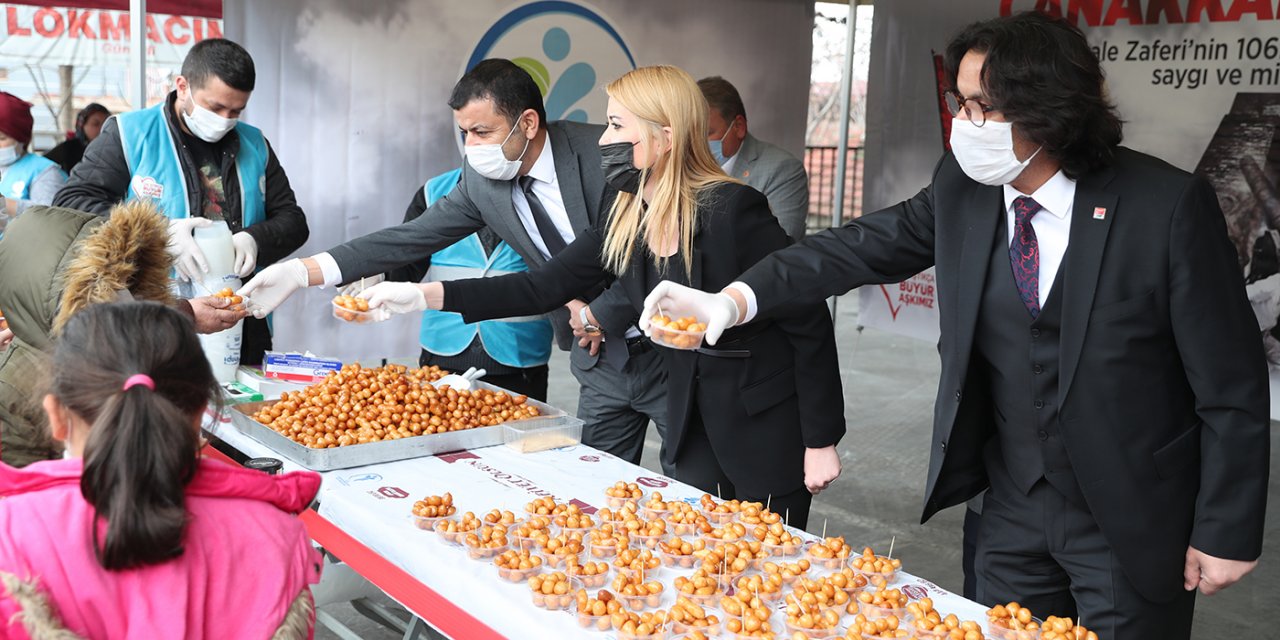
579;305;602;335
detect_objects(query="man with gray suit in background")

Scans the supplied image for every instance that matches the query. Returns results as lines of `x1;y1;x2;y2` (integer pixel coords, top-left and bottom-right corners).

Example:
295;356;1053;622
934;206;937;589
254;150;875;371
700;76;811;241
240;59;669;467
701;76;808;240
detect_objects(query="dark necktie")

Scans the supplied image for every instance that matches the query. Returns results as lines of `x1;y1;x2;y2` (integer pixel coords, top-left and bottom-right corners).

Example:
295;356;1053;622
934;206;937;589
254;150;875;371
518;175;567;257
1010;196;1042;318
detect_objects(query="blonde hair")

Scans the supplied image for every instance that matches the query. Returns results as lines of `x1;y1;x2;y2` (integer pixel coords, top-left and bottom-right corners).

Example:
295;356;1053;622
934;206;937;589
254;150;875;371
601;65;738;277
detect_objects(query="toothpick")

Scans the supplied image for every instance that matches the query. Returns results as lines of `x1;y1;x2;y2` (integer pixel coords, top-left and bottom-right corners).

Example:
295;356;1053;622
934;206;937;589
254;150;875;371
785;507;790;527
717;483;722;500
888;535;896;560
821;518;828;540
766;494;772;513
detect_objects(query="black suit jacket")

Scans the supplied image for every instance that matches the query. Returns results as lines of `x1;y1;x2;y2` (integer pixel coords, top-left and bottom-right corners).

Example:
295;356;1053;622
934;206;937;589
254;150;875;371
738;148;1269;601
443;182;846;495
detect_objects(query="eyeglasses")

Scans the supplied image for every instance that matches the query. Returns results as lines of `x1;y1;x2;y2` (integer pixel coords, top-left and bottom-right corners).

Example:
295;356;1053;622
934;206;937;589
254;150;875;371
944;90;998;127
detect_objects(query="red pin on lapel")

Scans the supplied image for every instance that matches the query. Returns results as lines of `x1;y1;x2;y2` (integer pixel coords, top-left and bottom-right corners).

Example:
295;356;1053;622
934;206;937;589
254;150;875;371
1093;207;1107;220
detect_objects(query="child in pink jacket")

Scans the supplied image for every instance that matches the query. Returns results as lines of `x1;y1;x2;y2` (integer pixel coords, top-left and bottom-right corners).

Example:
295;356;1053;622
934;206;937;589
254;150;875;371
0;302;322;639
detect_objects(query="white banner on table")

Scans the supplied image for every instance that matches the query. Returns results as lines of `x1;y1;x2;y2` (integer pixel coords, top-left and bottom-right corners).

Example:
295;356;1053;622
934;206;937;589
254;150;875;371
318;444;992;639
205;410;996;638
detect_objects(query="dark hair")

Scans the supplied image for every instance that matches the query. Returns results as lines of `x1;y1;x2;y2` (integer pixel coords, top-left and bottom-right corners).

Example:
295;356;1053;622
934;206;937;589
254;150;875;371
74;103;110;140
943;11;1122;179
181;38;256;92
697;76;746;122
50;302;220;571
448;59;546;129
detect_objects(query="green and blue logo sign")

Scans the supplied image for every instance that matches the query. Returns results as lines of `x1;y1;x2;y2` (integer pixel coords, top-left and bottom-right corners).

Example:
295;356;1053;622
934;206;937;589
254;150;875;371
466;1;636;123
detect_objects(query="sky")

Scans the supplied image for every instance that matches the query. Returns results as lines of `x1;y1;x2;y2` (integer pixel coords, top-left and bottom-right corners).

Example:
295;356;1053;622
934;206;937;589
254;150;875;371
811;3;874;85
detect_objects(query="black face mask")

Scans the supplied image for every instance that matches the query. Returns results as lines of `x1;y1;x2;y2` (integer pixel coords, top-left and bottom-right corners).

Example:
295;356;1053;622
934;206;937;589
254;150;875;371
599;141;642;194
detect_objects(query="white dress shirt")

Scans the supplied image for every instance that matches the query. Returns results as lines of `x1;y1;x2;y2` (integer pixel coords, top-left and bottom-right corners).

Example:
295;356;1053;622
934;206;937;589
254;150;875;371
511;134;576;260
721;152;739;177
1004;169;1075;307
730;170;1077;322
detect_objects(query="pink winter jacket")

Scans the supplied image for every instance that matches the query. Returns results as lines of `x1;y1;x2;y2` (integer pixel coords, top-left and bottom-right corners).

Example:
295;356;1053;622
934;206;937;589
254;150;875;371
0;457;323;639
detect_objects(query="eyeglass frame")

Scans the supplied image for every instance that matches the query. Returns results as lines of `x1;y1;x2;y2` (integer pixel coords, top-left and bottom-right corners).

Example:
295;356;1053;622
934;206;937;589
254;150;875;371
944;90;999;127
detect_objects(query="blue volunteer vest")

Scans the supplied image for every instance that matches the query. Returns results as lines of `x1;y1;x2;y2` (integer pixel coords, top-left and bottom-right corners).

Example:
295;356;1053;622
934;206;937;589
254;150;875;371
0;152;64;201
418;169;552;368
115;105;267;228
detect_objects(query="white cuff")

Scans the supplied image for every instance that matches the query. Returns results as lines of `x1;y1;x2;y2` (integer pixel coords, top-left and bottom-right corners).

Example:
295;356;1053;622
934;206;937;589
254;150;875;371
313;252;344;288
724;282;758;324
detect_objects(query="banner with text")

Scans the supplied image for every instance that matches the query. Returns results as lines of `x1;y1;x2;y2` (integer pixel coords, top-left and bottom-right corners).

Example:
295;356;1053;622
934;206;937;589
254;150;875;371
0;4;222;67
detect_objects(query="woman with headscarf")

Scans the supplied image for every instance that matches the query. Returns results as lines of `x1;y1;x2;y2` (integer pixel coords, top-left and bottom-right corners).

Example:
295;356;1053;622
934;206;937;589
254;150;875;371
0;92;67;224
44;102;110;174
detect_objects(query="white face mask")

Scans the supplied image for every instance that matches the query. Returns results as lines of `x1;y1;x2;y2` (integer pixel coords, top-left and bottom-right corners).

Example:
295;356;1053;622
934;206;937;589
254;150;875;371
466;121;529;181
182;96;237;143
950;119;1041;186
0;145;20;167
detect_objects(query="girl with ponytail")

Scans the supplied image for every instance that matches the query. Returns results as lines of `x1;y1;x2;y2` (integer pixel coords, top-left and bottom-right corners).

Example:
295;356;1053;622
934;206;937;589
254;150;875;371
0;302;321;639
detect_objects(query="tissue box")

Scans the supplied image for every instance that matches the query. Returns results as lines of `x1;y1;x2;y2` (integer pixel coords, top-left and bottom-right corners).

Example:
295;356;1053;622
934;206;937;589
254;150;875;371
261;351;343;384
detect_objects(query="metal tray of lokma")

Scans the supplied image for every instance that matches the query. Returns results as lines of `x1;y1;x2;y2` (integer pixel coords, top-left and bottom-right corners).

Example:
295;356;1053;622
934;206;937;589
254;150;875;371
225;381;571;470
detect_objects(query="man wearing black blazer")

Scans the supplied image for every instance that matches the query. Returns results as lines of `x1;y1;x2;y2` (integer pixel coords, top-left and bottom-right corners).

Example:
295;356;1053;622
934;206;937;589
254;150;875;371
644;13;1267;639
241;60;669;467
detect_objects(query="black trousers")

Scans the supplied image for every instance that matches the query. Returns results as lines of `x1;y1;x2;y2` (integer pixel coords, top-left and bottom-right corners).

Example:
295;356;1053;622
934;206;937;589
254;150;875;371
571;345;669;470
670;408;813;531
240;316;271;366
976;471;1196;640
962;503;981;600
419;350;549;402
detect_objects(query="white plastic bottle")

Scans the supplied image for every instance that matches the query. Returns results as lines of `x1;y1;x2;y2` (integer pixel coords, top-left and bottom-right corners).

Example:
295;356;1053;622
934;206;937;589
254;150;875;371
191;220;242;383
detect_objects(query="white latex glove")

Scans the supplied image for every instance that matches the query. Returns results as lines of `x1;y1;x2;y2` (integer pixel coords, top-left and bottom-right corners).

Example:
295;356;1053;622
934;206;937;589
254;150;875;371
338;273;385;297
640;281;740;346
231;231;258;277
359;282;428;321
238;259;308;318
167;217;213;281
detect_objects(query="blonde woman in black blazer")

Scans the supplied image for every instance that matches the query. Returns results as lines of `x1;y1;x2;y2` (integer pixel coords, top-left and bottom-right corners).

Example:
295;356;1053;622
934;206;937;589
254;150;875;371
361;65;844;529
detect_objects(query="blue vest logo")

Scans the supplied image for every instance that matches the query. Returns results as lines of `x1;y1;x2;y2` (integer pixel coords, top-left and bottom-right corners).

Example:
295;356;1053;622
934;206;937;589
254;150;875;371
131;175;165;199
467;1;635;123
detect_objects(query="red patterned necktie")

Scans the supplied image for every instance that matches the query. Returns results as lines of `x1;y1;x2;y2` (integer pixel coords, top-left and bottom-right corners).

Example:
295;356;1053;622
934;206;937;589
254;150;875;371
1010;196;1042;318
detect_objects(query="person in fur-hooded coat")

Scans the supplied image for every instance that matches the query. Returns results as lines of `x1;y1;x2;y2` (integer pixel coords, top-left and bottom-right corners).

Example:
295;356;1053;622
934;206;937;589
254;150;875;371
0;201;243;466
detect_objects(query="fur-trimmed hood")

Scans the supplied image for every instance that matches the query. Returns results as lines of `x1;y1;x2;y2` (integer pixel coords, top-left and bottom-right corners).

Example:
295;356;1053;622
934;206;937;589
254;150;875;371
0;201;176;467
51;200;174;336
0;570;314;639
0;200;174;352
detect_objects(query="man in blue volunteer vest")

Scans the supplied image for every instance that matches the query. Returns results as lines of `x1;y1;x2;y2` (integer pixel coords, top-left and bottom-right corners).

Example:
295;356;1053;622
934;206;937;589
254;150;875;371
54;39;309;365
0;91;67;230
380;169;553;399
